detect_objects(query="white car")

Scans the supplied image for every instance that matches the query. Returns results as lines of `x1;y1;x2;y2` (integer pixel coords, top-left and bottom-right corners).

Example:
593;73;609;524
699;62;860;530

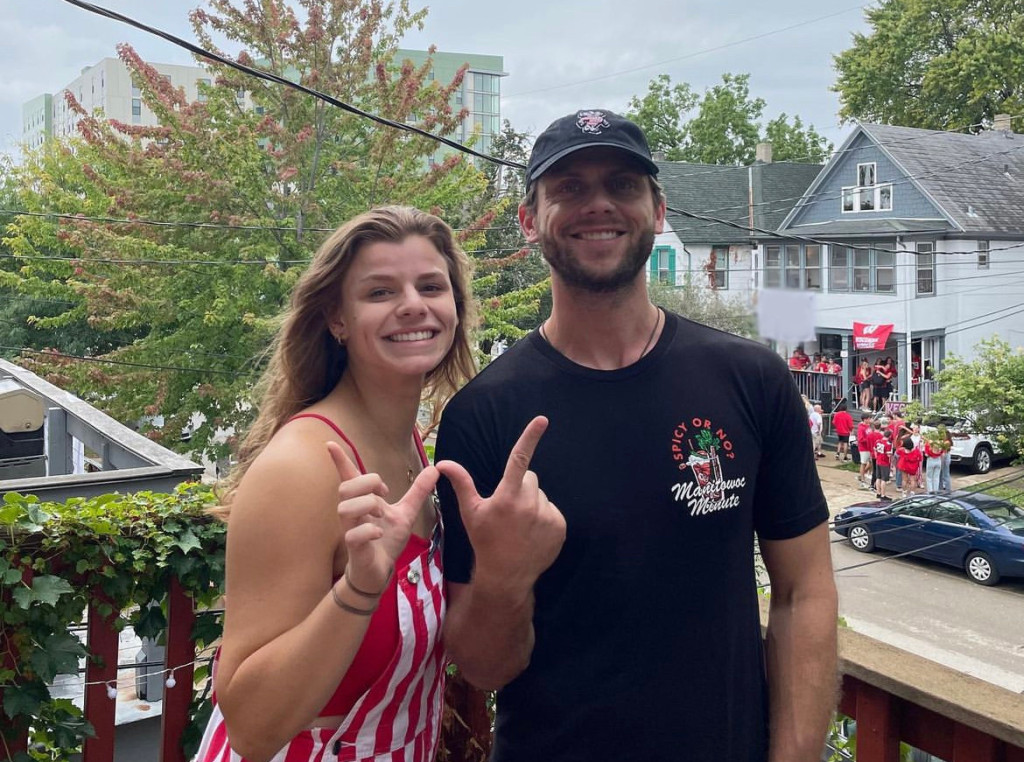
923;416;1008;474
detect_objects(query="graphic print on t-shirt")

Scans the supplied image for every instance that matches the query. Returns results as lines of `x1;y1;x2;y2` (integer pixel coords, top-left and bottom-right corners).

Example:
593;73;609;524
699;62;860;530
669;417;748;517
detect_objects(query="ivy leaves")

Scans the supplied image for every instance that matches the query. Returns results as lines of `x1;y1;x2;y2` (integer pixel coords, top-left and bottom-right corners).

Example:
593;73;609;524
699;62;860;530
0;483;225;758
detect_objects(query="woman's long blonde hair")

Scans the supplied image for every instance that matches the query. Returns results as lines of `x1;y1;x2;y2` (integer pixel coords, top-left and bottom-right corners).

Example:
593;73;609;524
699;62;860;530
217;206;476;513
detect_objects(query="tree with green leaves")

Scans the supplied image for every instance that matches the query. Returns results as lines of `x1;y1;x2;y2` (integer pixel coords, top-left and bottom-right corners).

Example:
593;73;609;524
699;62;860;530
474;119;550;354
833;0;1024;131
624;74;697;161
648;280;756;338
917;338;1024;460
627;73;832;165
1;0;510;460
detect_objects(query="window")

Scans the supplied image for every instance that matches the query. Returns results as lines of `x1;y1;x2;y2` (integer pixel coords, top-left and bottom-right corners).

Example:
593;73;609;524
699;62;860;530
711;246;728;289
857;162;876;187
764;245;781;288
830;245;899;294
132;98;142;122
784;244;801;288
933;502;970;525
804;245;821;290
842;161;893;212
197;77;210;103
916;242;935;296
978;240;990;269
876;249;895;293
650;246;675;285
830;246;850;291
763;244;820;290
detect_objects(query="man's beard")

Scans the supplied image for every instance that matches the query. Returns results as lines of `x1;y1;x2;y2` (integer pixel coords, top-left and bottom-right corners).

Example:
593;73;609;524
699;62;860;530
539;228;656;293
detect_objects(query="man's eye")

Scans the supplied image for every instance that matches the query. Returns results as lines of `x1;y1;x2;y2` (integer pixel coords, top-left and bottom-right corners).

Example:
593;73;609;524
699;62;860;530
613;177;639;192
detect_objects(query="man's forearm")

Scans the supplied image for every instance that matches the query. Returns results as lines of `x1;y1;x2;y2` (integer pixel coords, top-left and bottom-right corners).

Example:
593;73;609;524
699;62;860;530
444;579;535;691
765;590;839;762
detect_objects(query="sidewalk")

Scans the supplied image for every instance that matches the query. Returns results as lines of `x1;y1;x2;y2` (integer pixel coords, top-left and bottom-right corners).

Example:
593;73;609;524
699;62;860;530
814;456;1024;514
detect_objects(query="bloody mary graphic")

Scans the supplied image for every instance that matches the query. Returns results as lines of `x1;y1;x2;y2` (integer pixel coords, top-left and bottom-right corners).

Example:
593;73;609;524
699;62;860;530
690;429;724;499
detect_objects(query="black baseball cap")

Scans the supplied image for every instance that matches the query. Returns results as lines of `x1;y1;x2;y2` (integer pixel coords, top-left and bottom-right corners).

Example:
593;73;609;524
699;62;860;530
525;109;659;189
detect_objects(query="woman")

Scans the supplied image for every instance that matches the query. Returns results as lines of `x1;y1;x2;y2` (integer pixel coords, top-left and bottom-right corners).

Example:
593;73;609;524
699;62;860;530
196;206;476;762
855;359;872;411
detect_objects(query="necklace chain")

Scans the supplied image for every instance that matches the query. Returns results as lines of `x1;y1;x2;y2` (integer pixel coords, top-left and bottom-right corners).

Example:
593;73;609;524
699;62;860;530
540;307;661;364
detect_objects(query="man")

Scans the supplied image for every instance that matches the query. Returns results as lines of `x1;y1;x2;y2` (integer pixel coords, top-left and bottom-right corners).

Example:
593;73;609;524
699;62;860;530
435;110;837;762
832;402;853;462
856;412;873;487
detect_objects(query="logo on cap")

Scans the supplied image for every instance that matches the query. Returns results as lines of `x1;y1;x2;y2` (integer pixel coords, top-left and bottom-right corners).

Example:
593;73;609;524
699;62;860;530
576;110;610;135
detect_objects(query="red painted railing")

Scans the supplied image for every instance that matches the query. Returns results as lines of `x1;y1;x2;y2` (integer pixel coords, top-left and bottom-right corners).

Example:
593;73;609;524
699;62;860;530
8;589;1024;761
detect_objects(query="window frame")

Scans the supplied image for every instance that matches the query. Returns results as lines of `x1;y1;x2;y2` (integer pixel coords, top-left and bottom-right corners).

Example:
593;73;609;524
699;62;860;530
978;240;990;270
711;245;729;289
650;245;676;286
827;244;900;295
916;241;935;297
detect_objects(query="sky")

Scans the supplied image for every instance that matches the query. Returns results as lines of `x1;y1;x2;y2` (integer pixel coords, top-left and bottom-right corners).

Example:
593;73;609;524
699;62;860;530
0;0;872;159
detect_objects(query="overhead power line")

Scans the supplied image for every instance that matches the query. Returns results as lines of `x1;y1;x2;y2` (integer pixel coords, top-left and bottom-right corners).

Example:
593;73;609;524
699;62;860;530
59;0;527;171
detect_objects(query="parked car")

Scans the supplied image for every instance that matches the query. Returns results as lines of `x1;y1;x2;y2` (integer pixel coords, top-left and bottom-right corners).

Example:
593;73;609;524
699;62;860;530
921;415;1011;474
833;492;1024;585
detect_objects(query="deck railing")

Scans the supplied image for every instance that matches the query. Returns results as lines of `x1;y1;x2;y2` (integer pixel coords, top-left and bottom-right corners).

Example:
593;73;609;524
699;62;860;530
14;590;1021;762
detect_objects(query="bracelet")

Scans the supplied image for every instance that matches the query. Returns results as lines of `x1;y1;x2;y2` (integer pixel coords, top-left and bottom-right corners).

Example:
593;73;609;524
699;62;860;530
343;567;393;598
331;583;377;616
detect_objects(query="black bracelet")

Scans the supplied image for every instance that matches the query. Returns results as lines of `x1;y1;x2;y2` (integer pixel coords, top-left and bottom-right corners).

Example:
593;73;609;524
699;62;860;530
343;567;393;598
331;583;376;616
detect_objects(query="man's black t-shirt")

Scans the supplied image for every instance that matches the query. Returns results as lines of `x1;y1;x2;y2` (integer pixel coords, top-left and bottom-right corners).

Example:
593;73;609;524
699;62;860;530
436;312;828;762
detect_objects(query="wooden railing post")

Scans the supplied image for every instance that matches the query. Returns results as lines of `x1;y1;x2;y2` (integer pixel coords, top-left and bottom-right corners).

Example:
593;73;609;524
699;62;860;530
160;577;196;762
82;600;119;762
952;723;1000;762
855;680;901;762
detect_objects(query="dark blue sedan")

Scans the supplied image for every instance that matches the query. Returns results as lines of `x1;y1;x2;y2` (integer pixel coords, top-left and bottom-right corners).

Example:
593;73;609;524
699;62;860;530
833;491;1024;585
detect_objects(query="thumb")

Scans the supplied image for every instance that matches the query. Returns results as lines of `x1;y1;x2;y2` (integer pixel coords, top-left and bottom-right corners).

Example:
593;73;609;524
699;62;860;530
399;465;441;512
434;460;481;514
326;441;361;483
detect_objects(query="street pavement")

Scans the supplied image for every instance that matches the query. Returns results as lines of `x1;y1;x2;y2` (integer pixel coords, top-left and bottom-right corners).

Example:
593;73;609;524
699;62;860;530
816;457;1024;693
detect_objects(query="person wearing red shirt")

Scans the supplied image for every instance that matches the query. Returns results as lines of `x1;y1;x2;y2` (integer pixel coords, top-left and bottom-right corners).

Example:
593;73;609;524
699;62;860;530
855;413;873;488
924;438;944;493
832;402;854;462
788;348;810;370
874;430;894;501
866;419;885;492
896;437;923;495
854;359;872;411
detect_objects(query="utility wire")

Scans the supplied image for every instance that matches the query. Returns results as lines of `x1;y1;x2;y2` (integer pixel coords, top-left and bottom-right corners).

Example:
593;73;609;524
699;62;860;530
58;0;526;171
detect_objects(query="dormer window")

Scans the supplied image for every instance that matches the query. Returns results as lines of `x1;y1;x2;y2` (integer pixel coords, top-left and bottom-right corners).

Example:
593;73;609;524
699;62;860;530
842;162;893;213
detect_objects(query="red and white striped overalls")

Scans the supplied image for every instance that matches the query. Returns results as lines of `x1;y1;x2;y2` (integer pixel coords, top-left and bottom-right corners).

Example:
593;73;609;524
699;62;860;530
195;420;446;762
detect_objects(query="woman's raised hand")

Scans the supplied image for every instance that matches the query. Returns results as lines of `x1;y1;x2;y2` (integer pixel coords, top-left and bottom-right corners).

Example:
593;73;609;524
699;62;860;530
326;442;439;594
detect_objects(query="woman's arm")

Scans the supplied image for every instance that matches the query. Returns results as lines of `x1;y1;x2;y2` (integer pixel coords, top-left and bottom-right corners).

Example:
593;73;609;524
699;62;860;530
214;430;436;761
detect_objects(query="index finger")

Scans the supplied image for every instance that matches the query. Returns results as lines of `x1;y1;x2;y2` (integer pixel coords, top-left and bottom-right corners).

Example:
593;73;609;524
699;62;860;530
326;440;361;483
501;416;549;485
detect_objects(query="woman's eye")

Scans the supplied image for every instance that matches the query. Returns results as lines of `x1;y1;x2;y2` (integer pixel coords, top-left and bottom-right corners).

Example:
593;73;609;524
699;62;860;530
368;288;390;298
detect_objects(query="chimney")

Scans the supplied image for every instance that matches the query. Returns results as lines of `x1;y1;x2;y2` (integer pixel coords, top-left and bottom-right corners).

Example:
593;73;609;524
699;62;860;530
755;142;773;164
652;150;666;161
993;113;1013;132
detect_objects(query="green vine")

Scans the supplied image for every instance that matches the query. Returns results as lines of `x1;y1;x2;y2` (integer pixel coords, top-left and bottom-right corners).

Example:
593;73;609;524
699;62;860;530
0;483;225;761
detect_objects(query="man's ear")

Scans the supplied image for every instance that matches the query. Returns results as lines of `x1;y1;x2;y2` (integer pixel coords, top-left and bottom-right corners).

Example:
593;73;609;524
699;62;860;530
654;198;667;235
519;203;540;244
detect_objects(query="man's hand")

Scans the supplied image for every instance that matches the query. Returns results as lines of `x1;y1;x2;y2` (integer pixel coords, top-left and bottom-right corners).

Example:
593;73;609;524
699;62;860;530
327;441;439;593
436;416;566;592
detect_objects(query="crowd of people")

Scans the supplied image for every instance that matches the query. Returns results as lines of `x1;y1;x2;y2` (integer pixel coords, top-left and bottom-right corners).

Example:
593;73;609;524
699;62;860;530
852;412;953;500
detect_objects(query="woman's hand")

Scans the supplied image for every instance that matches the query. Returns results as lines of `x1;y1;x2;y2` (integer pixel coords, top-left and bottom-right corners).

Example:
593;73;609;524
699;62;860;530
326;442;439;594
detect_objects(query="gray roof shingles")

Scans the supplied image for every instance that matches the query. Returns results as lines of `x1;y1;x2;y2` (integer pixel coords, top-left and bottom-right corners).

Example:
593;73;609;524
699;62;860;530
657;160;821;244
858;123;1024;234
